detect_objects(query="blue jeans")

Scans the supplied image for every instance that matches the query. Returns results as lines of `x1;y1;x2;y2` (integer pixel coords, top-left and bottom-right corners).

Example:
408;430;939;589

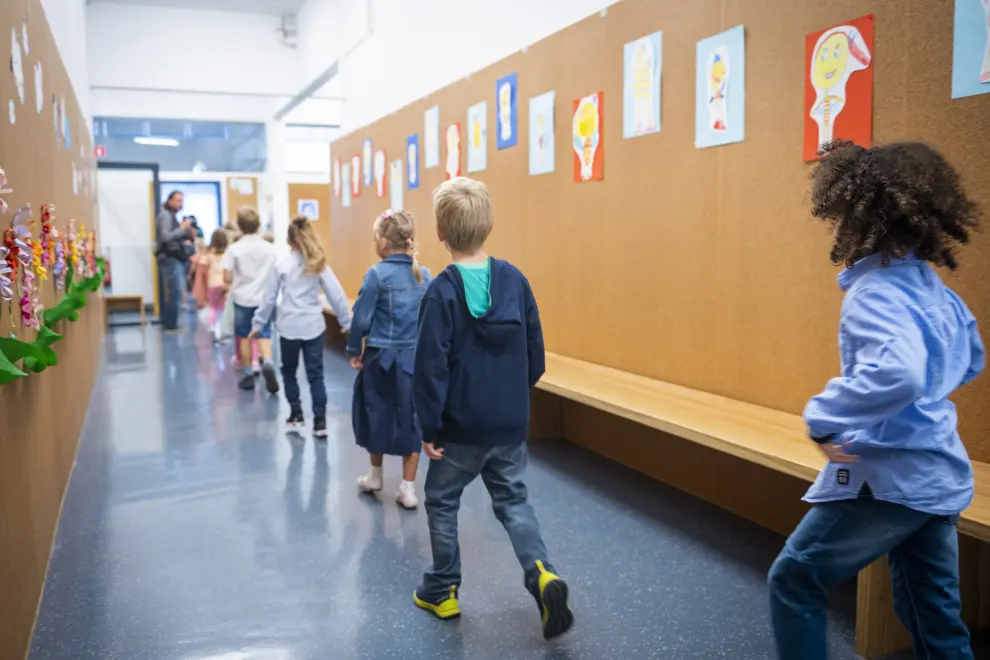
158;257;185;330
422;442;554;599
280;335;325;418
768;496;971;660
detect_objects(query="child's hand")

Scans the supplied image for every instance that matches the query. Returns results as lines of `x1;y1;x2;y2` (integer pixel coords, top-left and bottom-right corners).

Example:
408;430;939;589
816;440;858;464
422;442;444;461
247;329;259;341
349;356;364;370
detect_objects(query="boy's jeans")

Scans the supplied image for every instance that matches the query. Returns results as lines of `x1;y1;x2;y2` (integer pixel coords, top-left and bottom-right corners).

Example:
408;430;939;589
422;441;554;598
768;496;972;660
279;334;326;417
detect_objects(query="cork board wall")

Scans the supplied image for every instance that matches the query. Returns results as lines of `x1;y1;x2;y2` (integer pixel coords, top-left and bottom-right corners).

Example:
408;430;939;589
328;0;990;462
0;0;101;657
226;175;259;224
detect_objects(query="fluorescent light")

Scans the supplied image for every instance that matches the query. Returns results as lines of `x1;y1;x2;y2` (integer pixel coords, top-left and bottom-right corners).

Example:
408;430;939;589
134;136;180;147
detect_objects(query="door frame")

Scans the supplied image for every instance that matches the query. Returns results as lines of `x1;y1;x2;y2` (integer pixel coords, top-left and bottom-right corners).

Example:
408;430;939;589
97;162;161;316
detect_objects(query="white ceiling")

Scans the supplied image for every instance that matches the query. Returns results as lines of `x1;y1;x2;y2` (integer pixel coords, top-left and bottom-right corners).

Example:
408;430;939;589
87;0;307;16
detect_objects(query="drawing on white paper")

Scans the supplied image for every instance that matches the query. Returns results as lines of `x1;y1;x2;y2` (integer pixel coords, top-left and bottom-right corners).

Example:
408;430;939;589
467;102;487;173
389;160;404;211
11;29;25;104
424;106;440;168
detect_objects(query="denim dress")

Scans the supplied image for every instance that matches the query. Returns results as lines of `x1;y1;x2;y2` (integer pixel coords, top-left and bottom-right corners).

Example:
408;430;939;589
348;255;431;456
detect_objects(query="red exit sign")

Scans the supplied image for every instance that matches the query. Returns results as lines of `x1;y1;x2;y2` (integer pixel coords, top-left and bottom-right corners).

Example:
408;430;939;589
94;145;106;158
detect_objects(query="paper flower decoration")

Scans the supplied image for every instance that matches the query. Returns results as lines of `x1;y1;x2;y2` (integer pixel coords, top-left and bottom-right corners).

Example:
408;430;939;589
39;204;54;273
0;246;13;301
53;228;66;290
0;167;12;214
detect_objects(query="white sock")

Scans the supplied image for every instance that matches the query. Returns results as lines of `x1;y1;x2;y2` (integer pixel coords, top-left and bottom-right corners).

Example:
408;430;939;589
400;479;415;491
370;466;383;480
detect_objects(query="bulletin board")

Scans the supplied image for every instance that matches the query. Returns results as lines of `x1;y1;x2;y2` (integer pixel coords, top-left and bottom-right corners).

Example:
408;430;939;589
225;175;259;225
0;0;101;656
328;0;990;461
289;182;331;254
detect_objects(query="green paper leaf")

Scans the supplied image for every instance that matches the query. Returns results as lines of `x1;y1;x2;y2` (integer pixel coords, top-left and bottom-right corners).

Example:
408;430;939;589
0;336;45;363
0;349;27;385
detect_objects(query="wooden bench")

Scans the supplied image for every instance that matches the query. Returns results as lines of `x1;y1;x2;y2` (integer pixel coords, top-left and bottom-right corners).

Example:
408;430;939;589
103;294;146;328
535;352;990;658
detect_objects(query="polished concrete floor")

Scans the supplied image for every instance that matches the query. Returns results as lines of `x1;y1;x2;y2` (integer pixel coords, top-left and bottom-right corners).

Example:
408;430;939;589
28;324;876;660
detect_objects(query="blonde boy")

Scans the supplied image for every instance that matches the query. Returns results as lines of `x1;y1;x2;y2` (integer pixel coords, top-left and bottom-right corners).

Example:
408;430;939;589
412;177;573;640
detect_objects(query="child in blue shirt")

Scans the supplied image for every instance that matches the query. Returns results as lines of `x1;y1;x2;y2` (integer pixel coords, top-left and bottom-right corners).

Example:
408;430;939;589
768;141;984;660
412;177;573;641
349;210;431;510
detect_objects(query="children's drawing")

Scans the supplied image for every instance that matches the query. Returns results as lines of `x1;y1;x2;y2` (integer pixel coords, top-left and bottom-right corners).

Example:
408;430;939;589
351;154;361;197
623;31;662;138
389;160;404;211
445;123;461;180
804;15;873;160
333;159;341;198
362;139;373;186
695;26;746;149
341;164;351;207
529;91;555;176
34;62;43;114
374;149;387;199
424;106;440;168
496;73;518;149
407;134;420;189
11;29;26;107
467;102;487;173
952;0;990;98
572;92;604;182
297;199;319;220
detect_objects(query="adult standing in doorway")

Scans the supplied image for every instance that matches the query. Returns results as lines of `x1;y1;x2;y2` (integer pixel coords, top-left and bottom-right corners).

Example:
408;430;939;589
156;191;194;332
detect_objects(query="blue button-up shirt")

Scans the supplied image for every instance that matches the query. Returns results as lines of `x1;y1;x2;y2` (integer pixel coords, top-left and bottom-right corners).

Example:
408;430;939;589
803;254;985;515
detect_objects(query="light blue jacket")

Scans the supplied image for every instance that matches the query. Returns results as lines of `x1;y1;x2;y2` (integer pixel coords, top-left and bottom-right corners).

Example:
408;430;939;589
252;252;352;341
804;254;985;515
346;254;432;357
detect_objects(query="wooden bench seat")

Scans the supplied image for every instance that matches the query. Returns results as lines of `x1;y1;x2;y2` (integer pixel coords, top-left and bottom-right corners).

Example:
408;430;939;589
538;352;990;542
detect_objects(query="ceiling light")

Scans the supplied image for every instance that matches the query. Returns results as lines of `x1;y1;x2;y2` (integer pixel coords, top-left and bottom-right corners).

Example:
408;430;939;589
134;136;180;147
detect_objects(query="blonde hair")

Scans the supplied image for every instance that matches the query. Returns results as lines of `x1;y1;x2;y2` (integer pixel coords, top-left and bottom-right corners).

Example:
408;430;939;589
288;215;327;274
432;177;493;253
373;210;423;283
236;206;261;234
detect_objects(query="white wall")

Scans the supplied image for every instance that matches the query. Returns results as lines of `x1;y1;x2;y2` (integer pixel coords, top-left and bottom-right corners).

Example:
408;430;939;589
86;3;303;122
297;0;621;135
41;0;90;129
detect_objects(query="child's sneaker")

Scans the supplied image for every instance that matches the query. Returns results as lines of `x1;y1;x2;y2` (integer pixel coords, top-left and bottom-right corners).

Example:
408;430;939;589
396;481;418;509
286;411;304;427
413;585;460;620
260;359;279;395
313;417;328;439
535;560;573;640
237;374;255;390
357;467;383;493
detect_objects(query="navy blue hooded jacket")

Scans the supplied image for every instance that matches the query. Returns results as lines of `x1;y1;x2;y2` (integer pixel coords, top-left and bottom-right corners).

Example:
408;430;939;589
413;258;545;447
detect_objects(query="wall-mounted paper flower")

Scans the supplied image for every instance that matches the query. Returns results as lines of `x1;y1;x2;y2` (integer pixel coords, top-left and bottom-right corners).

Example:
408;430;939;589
0;247;13;301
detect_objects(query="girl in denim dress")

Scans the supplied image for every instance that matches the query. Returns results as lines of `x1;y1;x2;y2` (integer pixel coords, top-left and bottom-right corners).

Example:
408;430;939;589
349;210;432;509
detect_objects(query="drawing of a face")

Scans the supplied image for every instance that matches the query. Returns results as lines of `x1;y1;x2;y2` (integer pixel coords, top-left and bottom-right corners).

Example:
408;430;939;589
374;150;386;198
813;33;851;90
499;82;512;140
408;142;418;184
445;124;460;179
809;26;871;149
572;94;600;180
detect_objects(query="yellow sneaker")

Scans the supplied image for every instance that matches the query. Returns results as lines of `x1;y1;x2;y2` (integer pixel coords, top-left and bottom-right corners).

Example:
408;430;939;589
413;585;461;620
536;560;574;640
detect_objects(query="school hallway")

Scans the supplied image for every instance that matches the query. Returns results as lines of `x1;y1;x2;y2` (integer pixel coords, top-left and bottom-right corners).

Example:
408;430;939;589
30;325;900;660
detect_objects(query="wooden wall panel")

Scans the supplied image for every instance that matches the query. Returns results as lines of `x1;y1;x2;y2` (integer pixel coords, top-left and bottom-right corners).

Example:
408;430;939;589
0;0;101;658
225;176;259;224
288;182;331;253
328;0;990;461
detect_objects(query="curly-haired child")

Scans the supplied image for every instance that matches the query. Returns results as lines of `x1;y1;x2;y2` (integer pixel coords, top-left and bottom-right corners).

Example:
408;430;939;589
768;141;985;660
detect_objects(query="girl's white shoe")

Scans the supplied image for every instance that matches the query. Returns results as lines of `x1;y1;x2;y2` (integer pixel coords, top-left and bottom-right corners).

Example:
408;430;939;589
396;481;418;510
357;467;383;493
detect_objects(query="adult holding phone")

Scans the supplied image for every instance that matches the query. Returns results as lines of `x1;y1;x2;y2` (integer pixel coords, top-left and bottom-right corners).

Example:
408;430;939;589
156;191;194;332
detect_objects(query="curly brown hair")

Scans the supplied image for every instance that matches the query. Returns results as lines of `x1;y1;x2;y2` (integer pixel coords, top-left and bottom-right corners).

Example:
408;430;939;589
811;141;981;270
